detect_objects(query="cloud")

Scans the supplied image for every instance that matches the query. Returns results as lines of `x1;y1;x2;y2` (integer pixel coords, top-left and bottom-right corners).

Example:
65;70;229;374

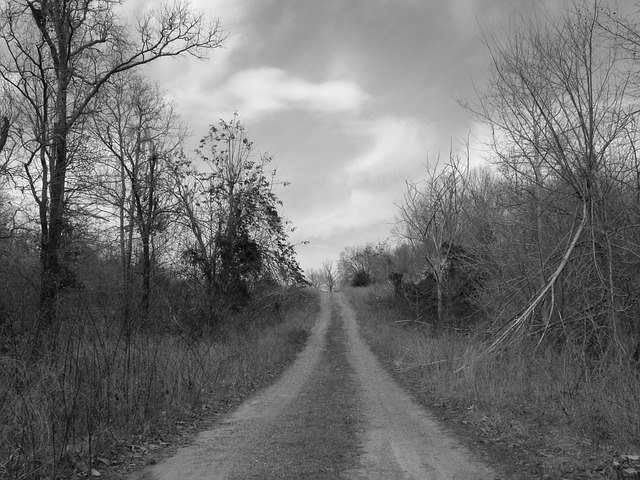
342;116;427;185
295;187;396;240
209;68;370;120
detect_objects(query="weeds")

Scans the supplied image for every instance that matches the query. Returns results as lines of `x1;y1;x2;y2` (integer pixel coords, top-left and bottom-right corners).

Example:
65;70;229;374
345;284;640;476
0;287;318;479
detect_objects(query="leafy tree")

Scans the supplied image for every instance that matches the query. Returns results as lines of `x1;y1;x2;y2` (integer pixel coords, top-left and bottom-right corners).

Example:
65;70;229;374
350;269;372;288
338;242;391;287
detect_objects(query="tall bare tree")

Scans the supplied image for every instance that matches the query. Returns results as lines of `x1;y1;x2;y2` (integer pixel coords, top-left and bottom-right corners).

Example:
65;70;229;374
322;260;337;292
466;1;639;354
91;73;184;324
395;152;469;324
0;0;225;324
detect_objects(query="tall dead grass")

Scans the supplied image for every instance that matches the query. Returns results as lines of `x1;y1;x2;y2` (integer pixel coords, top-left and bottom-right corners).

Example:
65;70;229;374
0;287;318;479
345;285;640;473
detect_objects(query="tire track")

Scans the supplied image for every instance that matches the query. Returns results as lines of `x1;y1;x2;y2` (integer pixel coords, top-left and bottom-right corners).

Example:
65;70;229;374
336;292;496;480
133;292;497;479
133;293;332;480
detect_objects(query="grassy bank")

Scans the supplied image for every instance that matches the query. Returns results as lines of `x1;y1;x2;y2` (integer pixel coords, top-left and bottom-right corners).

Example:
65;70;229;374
344;285;640;479
0;287;319;479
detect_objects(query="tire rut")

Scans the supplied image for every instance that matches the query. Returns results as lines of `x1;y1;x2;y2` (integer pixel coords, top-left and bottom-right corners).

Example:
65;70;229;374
336;292;497;480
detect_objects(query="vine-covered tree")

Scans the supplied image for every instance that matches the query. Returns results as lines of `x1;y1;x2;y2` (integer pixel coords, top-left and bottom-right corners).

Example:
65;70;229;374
172;115;304;325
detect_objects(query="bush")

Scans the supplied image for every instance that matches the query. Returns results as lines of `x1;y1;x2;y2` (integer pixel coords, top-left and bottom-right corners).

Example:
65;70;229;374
351;269;372;287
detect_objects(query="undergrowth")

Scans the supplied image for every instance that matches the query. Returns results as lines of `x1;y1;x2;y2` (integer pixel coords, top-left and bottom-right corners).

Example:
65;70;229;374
344;284;640;479
0;287;319;479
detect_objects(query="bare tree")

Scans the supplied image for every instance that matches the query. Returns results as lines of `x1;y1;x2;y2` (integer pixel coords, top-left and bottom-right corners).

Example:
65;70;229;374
0;0;225;324
465;1;639;355
322;260;337;292
395;151;469;324
305;267;325;290
304;261;336;292
91;73;184;324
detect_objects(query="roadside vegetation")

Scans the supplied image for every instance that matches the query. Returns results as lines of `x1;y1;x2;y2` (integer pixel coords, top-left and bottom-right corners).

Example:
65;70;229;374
0;285;317;479
0;2;311;479
308;2;640;477
345;285;640;478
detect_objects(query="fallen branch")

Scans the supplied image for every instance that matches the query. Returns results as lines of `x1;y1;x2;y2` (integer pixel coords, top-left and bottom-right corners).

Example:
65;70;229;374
394;318;471;332
484;201;587;356
396;358;456;369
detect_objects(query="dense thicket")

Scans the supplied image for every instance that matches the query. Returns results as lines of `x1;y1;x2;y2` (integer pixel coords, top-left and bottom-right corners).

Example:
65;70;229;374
342;2;640;362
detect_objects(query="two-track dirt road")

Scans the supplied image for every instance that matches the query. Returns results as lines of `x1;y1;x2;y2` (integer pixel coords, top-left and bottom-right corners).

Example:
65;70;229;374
133;292;497;479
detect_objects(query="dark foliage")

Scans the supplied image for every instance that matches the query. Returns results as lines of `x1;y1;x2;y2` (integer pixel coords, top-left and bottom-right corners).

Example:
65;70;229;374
350;269;372;287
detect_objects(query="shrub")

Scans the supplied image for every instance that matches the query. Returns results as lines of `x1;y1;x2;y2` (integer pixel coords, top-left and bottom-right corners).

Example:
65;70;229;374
351;269;372;287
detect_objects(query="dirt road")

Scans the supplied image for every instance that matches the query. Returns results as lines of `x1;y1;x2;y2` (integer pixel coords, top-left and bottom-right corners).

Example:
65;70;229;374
133;292;497;479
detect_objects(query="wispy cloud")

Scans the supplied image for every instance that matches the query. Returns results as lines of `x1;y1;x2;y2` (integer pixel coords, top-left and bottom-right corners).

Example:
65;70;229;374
342;116;427;185
295;187;396;240
209;68;370;120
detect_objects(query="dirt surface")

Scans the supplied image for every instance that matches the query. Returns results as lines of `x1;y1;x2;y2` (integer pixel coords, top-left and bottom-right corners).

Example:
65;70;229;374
131;293;498;479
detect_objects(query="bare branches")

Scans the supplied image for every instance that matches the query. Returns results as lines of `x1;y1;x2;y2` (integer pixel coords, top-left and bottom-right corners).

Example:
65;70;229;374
464;1;640;357
0;0;226;322
395;148;470;323
486;201;588;355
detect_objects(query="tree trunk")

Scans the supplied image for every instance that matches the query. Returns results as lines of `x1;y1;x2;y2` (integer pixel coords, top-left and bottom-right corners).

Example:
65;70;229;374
39;123;67;325
119;162;135;329
435;275;444;325
141;227;151;318
0;116;8;154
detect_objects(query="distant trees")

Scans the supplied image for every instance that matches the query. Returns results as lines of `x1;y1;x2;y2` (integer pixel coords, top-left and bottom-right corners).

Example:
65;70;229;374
0;0;225;325
322;260;337;292
306;260;337;292
338;243;391;287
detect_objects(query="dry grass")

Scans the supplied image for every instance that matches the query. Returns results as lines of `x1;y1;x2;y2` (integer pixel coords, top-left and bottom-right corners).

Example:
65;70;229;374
0;287;319;479
345;284;640;478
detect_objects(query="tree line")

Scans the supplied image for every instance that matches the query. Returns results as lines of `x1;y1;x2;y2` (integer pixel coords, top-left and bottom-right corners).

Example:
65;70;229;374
326;1;640;363
0;1;305;341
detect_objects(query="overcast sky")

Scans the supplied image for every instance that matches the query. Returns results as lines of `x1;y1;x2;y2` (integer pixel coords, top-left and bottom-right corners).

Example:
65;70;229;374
135;0;633;273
